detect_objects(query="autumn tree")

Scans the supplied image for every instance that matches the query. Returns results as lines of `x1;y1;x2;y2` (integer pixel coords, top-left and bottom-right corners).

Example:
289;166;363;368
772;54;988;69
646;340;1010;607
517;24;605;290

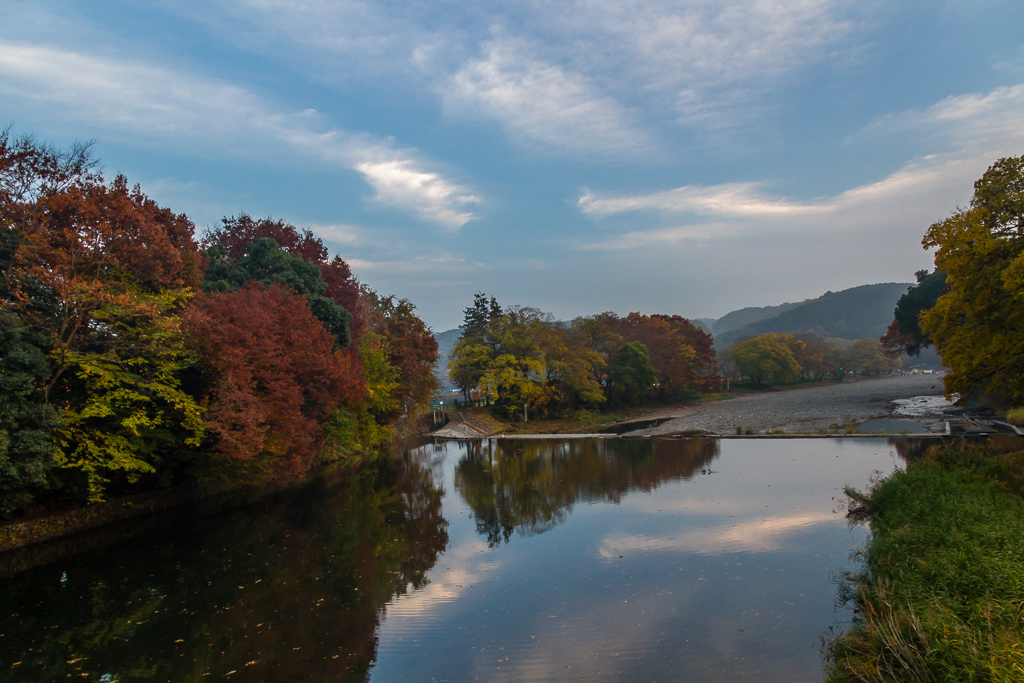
203;237;351;348
2;133;205;500
541;324;605;409
920;155;1024;405
479;306;552;421
880;269;947;357
728;335;801;385
362;288;439;417
847;338;893;375
185;282;365;485
448;293;503;402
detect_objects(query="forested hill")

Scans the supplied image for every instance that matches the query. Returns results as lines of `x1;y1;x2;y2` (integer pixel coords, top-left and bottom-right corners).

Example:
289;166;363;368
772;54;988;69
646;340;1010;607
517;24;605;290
715;282;911;350
710;300;807;337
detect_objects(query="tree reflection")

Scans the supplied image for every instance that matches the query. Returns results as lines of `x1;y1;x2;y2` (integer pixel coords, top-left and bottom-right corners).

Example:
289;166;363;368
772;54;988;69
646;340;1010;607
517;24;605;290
455;438;719;546
0;456;448;683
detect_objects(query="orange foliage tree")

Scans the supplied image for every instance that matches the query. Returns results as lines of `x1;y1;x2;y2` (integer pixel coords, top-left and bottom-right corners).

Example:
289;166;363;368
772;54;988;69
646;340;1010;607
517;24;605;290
185;282;366;484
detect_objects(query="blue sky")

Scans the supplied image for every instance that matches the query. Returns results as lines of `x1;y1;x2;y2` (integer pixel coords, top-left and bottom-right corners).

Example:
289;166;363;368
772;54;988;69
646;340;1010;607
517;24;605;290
2;1;1022;331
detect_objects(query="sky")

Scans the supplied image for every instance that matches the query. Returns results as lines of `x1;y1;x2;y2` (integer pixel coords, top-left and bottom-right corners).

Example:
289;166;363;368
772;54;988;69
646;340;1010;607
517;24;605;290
2;1;1023;331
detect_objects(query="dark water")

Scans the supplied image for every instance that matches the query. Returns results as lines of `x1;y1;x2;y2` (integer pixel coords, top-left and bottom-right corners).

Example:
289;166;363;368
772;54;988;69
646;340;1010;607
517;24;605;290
0;438;922;682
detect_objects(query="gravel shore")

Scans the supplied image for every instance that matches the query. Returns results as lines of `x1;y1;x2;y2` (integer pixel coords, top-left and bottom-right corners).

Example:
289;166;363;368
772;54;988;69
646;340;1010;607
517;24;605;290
630;374;948;436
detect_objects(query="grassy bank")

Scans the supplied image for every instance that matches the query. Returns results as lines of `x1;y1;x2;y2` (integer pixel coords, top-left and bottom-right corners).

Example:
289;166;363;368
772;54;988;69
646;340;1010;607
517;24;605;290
826;441;1024;682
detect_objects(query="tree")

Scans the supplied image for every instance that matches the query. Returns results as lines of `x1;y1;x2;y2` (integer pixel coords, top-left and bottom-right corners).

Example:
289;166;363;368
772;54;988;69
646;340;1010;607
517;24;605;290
448;293;503;401
606;341;658;403
880;268;947;357
478;306;552;421
2;147;205;501
362;288;439;417
185;283;366;485
202;237;351;348
728;335;801;385
0;311;59;515
847;338;891;375
920;155;1024;405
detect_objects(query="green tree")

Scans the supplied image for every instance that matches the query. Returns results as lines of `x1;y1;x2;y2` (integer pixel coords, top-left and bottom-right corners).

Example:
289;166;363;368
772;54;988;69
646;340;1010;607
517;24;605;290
606;341;658;403
920;155;1024;405
0;311;59;515
880;268;947;357
847;338;891;375
728;335;802;385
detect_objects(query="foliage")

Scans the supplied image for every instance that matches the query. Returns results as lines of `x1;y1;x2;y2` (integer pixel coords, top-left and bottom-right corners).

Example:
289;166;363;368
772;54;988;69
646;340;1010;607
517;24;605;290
54;290;206;501
362;288;439;416
728;335;801;385
185;282;365;486
920;155;1024;406
827;443;1024;681
448;292;503;399
0;131;436;515
608;313;720;396
879;268;947;357
606;341;657;403
202;236;351;348
0;311;58;515
847;338;892;375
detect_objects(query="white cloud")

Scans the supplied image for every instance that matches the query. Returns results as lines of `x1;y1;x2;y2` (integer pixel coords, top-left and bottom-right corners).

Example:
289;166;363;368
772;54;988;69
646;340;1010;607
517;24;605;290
598;511;838;556
860;83;1024;154
0;41;480;229
576;81;1024;250
578;182;825;218
347;254;487;275
355;160;480;230
533;0;859;125
445;37;650;155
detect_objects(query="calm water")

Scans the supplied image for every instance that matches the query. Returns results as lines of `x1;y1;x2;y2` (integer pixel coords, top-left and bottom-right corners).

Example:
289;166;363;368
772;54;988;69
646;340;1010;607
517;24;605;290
0;437;926;682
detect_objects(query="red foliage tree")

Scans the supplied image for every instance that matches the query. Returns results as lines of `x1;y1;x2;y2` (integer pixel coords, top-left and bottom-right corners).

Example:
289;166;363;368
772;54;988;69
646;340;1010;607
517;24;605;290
610;313;721;395
185;282;366;482
203;214;369;340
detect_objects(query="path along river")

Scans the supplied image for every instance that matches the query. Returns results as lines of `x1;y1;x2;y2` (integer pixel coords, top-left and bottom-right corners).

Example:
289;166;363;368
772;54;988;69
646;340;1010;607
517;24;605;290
1;436;944;682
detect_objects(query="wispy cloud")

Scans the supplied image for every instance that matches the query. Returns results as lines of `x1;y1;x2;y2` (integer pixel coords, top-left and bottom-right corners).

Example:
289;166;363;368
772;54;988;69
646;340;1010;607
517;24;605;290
859;83;1024;153
577;80;1024;250
0;41;480;229
445;37;651;155
578;182;825;217
598;511;838;556
532;0;860;126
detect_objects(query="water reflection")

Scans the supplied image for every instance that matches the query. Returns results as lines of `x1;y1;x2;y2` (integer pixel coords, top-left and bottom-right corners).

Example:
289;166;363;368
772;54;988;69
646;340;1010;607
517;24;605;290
0;457;448;683
454;439;719;546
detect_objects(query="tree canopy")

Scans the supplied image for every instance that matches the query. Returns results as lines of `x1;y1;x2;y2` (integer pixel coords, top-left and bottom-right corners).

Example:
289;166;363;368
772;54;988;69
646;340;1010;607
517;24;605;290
920;155;1024;406
0;132;438;515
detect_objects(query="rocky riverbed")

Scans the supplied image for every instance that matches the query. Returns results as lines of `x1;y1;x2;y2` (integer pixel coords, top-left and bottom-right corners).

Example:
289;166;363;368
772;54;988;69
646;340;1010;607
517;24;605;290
629;374;949;437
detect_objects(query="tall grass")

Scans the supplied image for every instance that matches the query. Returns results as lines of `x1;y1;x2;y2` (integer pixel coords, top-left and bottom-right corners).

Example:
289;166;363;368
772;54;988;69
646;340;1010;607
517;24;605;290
826;442;1024;682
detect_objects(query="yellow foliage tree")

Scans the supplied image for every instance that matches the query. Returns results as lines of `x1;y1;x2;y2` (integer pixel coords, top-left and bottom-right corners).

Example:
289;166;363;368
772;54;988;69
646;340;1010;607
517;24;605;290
920;155;1024;405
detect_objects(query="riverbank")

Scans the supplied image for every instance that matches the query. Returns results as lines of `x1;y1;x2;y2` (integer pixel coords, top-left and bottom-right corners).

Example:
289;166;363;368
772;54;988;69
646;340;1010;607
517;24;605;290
825;439;1024;681
443;374;950;438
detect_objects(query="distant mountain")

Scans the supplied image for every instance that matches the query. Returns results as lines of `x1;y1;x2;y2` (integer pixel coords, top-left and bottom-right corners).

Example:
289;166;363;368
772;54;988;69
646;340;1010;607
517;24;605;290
714;282;911;350
691;318;715;334
711;301;806;337
432;327;463;391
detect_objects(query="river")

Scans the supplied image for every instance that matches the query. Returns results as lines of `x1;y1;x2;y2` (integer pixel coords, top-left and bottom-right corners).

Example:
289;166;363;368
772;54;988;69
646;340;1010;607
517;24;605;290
0;437;932;682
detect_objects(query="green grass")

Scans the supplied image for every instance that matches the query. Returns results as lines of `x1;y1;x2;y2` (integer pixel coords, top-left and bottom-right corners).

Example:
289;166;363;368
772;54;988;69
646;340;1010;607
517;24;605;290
826;443;1024;682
